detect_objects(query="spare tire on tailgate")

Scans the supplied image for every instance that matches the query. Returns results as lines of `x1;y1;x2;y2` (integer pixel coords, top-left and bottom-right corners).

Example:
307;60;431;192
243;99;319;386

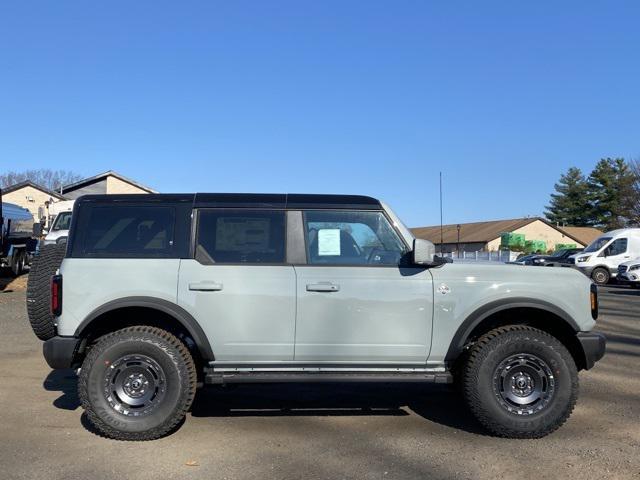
27;244;67;340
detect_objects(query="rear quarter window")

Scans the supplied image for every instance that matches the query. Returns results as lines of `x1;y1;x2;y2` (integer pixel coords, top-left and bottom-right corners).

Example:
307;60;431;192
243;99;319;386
72;205;177;258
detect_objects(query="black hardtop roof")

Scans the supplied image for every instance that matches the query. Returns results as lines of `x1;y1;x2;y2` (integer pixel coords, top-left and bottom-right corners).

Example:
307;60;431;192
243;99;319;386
75;193;382;210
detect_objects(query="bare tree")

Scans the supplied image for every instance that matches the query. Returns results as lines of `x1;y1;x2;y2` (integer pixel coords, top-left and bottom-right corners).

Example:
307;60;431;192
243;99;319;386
0;169;83;192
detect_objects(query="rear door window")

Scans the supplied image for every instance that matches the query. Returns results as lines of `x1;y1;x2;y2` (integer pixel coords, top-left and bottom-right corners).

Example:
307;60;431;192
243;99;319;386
196;209;286;264
78;206;175;257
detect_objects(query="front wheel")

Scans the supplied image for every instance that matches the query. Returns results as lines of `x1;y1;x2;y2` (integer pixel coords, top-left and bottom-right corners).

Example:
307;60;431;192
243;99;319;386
78;326;197;440
591;267;610;285
462;325;578;438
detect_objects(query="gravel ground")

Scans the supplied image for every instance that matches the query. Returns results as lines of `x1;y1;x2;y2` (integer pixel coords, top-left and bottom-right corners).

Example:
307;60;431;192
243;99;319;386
0;278;638;480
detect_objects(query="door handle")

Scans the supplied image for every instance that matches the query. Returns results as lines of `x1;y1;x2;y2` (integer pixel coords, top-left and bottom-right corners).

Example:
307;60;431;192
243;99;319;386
306;283;340;292
189;281;223;292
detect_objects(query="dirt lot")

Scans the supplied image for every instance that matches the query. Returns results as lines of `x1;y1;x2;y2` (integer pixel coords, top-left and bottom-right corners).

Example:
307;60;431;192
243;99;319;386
0;278;638;480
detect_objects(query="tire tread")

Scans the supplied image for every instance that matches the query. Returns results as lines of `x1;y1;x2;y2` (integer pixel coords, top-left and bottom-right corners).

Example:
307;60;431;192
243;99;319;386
462;325;578;439
26;244;66;340
78;326;197;441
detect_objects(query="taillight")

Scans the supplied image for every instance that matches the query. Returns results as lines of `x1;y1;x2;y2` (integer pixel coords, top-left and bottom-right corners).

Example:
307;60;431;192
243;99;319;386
590;283;598;320
51;275;62;316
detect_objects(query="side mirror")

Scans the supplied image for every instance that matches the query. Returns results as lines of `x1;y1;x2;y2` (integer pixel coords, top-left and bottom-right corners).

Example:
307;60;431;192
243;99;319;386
413;238;437;266
32;222;43;237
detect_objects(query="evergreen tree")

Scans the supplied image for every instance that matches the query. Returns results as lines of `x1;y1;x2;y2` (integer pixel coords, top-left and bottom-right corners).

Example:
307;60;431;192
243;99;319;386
586;158;636;230
545;167;590;226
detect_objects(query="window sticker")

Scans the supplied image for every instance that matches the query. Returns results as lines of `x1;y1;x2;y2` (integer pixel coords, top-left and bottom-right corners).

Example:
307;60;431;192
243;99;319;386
318;229;341;256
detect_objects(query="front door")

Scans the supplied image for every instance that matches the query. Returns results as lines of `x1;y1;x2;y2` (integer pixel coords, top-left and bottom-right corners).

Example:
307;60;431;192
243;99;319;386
178;209;296;362
602;237;631;271
293;210;433;364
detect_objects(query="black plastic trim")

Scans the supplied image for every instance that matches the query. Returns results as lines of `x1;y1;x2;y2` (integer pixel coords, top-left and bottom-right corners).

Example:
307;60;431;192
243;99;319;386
205;371;452;385
576;331;606;370
590;283;599;319
74;193;382;210
43;336;80;369
74;296;214;360
195;193;286;209
445;297;581;361
286;210;306;264
286;194;380;210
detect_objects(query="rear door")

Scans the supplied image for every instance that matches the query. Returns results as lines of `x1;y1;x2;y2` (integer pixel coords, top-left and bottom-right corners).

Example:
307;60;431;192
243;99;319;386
293;209;433;364
177;209;296;362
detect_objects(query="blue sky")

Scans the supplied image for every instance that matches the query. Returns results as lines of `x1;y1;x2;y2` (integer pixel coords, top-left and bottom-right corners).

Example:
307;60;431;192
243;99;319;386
1;1;639;227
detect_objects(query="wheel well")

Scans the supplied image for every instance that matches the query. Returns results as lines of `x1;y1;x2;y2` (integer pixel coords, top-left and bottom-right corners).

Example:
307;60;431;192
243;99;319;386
75;306;207;377
459;307;586;370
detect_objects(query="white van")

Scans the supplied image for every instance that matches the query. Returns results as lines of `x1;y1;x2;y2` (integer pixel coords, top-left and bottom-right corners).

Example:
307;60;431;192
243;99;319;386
43;200;74;246
572;228;640;284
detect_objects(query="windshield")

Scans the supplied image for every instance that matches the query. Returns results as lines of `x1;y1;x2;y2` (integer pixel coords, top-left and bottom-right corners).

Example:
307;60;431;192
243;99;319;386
583;236;611;253
51;212;72;231
550;249;569;258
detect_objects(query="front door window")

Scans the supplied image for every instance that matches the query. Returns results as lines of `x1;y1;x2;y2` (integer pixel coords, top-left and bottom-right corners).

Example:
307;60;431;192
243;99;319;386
303;210;408;266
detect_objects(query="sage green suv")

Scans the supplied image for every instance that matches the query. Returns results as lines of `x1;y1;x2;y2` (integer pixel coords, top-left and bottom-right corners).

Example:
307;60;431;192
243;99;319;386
26;193;605;440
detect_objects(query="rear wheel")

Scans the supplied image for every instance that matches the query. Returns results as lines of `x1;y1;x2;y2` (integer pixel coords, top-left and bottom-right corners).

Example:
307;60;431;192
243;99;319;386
462;325;578;438
10;249;26;277
591;267;610;285
78;326;197;441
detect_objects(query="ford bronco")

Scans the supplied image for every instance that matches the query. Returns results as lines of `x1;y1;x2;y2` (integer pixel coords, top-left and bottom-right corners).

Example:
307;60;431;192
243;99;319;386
26;193;605;440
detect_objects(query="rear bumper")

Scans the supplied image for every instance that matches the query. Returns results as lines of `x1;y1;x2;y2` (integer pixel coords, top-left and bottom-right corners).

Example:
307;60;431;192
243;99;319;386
576;332;606;370
43;336;80;369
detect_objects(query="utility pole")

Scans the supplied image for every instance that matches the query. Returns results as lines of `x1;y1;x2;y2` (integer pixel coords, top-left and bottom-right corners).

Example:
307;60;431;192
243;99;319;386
439;172;443;254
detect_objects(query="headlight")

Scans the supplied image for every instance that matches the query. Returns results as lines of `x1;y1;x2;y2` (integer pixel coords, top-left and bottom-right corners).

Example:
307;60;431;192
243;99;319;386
533;258;545;263
577;256;591;263
630;265;640;272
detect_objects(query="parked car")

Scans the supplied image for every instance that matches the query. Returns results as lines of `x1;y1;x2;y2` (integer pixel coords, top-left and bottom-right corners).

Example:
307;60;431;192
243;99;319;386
508;253;544;265
616;259;640;288
572;228;640;284
525;248;584;267
509;254;537;264
26;193;605;441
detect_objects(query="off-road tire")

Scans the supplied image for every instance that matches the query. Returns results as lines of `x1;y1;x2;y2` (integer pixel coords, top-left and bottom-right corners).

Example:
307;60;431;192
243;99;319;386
26;244;67;340
78;326;197;441
591;267;610;285
462;325;578;439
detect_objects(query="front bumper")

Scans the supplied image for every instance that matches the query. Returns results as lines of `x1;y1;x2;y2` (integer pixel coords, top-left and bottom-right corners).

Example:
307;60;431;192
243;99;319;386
576;332;606;370
43;336;81;369
575;265;595;277
618;272;640;283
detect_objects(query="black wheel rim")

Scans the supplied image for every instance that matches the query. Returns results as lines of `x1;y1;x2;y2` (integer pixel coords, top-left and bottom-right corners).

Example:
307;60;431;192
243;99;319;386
103;354;167;417
492;353;555;416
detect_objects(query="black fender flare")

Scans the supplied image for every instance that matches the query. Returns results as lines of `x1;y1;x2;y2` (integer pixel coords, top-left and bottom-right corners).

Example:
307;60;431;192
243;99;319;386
74;296;214;361
444;297;580;362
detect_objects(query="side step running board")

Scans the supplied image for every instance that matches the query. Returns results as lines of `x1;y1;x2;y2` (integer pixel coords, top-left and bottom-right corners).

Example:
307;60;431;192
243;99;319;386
204;370;453;385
